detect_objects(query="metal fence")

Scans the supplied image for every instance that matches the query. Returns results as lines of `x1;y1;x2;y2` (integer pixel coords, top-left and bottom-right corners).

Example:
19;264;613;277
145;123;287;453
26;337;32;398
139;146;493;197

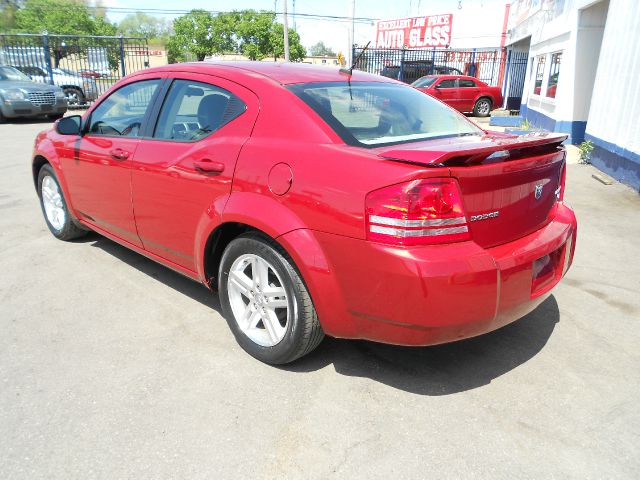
502;49;529;111
352;45;530;112
0;33;149;106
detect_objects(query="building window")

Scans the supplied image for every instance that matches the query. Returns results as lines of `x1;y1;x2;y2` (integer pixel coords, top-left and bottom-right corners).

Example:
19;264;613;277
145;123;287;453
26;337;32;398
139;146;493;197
533;55;545;95
546;52;562;98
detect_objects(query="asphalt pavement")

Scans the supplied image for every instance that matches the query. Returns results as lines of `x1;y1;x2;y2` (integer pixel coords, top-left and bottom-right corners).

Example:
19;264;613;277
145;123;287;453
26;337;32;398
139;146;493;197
1;118;639;479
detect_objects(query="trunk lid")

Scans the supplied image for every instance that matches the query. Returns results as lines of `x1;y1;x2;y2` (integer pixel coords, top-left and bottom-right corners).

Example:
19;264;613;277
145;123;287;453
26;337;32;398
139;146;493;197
376;133;567;248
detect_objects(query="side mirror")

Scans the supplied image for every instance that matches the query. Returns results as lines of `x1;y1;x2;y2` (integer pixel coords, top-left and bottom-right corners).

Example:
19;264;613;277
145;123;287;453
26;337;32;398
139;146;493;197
56;115;82;135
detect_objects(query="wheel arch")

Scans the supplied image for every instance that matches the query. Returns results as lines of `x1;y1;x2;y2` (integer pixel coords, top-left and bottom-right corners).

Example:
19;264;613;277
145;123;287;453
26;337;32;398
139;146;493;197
32;155;49;189
475;95;493;106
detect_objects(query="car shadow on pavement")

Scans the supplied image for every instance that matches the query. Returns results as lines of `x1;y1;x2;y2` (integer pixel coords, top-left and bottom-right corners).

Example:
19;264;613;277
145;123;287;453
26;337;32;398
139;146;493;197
84;233;220;310
286;296;560;395
85;233;559;396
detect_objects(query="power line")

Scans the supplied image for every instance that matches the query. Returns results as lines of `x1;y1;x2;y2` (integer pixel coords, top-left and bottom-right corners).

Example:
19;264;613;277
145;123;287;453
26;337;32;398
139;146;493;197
80;6;378;24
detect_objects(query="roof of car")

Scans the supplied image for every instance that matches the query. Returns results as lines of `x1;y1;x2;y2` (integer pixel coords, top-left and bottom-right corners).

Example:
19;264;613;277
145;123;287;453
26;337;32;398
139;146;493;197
424;74;477;79
140;61;396;85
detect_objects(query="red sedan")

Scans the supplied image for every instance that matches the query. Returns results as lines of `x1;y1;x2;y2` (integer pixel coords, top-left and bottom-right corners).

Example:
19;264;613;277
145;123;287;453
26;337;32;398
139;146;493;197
32;62;576;364
412;75;503;117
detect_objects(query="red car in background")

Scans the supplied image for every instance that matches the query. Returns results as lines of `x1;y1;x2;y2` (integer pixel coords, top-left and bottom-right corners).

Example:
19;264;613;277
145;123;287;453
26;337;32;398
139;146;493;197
32;63;576;364
412;75;503;117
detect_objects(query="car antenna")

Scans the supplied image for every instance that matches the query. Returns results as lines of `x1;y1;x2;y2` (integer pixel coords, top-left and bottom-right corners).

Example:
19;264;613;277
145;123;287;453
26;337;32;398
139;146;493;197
340;41;371;76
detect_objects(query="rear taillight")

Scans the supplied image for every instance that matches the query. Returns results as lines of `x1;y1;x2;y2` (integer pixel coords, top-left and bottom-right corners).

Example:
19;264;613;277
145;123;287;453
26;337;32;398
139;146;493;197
365;178;470;246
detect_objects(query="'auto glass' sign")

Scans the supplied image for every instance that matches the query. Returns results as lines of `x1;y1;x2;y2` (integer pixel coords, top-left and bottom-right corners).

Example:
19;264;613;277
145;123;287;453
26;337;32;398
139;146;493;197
375;14;453;49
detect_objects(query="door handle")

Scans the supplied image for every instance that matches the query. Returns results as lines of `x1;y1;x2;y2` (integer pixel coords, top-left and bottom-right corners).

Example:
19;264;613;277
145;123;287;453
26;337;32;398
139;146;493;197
110;148;130;161
194;159;225;175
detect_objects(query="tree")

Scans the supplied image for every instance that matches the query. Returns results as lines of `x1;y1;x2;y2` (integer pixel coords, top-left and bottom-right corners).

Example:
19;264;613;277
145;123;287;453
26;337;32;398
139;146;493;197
167;9;306;63
117;12;170;39
308;41;336;57
0;0;24;31
167;9;235;62
270;23;306;61
13;0;116;35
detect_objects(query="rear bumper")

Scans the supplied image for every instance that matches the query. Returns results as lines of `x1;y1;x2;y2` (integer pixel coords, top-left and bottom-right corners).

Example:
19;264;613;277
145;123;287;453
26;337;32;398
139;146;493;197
279;203;576;346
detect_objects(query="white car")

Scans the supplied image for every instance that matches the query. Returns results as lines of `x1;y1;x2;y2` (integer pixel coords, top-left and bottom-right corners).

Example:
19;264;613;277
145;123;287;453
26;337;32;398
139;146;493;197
14;65;98;105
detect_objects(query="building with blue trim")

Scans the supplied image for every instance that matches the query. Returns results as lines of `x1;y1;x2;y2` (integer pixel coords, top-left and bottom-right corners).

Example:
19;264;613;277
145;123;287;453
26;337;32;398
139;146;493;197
506;0;640;190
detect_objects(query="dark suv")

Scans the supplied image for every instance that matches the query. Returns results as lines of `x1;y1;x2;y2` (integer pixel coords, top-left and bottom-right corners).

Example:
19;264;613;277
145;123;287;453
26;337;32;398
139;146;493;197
381;62;463;84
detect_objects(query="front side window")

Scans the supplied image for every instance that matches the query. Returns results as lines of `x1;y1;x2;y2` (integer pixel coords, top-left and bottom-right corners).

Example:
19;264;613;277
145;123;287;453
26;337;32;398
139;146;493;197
533;55;545;95
153;80;246;142
88;79;160;137
546;52;562;98
411;77;437;88
436;79;457;88
289;81;482;148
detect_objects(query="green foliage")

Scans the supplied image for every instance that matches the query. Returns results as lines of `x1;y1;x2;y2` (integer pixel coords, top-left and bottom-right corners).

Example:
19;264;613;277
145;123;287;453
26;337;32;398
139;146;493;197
520;118;533;130
117;12;171;40
13;0;116;35
270;22;305;61
578;140;594;164
0;0;23;31
167;9;306;63
308;41;336;57
167;9;235;62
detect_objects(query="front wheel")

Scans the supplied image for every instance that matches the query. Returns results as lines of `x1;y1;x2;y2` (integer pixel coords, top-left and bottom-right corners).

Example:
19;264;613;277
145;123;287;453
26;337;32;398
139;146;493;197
37;164;87;240
219;234;324;364
473;97;493;117
63;87;85;106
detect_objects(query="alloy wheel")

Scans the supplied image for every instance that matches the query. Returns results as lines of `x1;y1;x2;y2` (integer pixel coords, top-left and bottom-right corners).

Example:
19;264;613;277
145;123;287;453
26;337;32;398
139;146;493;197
476;99;491;115
227;253;290;347
41;175;66;231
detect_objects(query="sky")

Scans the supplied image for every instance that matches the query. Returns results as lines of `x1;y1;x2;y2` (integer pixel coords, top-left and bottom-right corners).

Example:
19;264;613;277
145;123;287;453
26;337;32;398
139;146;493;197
100;0;507;55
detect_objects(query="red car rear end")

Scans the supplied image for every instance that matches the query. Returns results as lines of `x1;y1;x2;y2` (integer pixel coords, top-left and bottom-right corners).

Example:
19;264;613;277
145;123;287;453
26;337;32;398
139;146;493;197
32;63;575;363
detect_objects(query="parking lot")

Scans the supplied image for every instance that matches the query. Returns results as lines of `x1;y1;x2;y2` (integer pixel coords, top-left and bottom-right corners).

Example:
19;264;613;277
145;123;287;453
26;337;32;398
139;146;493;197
1;118;639;479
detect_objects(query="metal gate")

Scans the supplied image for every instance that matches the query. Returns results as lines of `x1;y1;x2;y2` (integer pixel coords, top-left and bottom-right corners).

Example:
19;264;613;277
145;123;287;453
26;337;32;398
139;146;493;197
502;50;529;111
0;33;149;106
352;46;509;87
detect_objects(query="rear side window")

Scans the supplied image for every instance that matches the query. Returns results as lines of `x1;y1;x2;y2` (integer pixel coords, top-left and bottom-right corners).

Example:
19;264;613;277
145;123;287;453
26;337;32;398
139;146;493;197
153;80;246;142
88;79;160;137
459;79;477;88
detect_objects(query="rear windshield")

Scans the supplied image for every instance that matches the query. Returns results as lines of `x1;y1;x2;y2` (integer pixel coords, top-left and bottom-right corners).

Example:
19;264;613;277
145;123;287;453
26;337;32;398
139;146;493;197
288;81;482;148
411;77;437;88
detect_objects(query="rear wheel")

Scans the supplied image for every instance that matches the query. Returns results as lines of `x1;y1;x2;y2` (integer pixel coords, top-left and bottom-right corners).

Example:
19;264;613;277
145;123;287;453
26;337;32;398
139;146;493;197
473;97;492;117
219;234;324;364
63;87;84;106
37;164;87;241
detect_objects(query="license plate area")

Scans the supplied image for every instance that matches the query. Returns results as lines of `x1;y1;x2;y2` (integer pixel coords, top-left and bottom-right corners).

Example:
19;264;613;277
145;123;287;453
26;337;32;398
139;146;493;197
40;105;53;112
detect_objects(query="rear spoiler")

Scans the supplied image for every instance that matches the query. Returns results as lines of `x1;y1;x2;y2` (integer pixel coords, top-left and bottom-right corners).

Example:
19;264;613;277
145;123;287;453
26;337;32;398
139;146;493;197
377;133;568;167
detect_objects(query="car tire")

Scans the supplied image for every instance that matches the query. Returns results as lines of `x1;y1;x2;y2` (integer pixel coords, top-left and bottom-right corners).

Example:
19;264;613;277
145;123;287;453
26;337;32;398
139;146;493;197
0;109;6;124
48;113;65;121
63;87;85;106
219;234;324;364
37;163;87;241
473;97;493;117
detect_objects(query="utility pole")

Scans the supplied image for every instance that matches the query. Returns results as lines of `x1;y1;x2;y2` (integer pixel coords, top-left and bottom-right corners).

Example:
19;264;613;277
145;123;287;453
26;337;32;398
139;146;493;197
293;0;296;31
283;0;290;61
348;0;355;65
